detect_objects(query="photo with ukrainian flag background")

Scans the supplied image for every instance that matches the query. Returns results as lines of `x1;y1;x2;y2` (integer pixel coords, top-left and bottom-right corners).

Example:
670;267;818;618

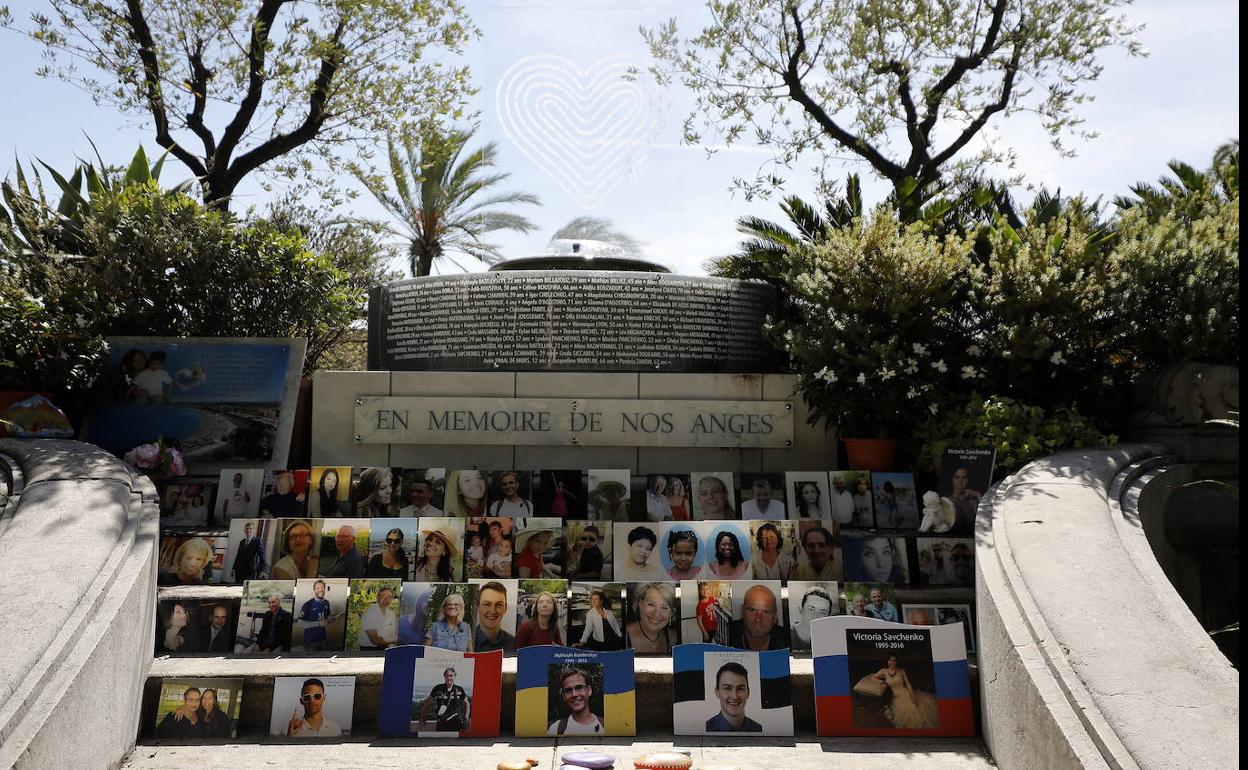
514;646;635;737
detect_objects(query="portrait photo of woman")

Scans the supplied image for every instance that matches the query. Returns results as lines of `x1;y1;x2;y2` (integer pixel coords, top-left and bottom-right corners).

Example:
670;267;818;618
445;470;489;517
158;536;218;585
425;589;474;652
704;524;751;580
843;535;909;584
414;528;460;582
354;467;397;517
691;472;735;520
614;524;664;581
786;472;832;519
311;466;351;516
516;589;565;648
366;525;414;579
570;585;625;651
270;520;321;580
625;582;678;655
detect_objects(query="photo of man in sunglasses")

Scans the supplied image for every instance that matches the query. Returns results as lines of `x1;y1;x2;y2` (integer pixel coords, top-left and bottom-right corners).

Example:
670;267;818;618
285;678;342;737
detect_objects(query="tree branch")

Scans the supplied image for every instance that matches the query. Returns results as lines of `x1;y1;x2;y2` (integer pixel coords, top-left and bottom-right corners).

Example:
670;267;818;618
916;0;1010;140
214;0;288;167
123;0;207;177
185;38;217;161
880;59;925;173
783;6;904;181
224;18;347;190
928;37;1022;170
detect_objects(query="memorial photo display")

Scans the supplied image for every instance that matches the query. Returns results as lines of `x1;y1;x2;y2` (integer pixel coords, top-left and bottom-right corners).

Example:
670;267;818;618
157;534;227;586
514;646;636;737
378;644;504;738
811;616;974;737
939;447;997;534
155;598;238;654
84;337;305;474
152;678;243;739
269;676;356;738
673;644;793;736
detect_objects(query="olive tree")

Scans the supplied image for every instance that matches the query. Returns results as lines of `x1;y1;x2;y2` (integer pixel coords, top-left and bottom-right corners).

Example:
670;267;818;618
3;0;476;210
642;0;1142;215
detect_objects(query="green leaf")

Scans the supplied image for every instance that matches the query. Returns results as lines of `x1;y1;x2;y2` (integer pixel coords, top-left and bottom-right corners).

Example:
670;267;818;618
125;146;152;186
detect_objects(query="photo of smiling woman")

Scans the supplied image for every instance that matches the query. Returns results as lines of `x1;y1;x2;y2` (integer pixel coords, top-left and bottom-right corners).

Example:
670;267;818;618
703;523;752;580
625;581;679;655
843;535;910;584
366;523;416;580
614;524;665;581
445;470;490;517
353;467;398;517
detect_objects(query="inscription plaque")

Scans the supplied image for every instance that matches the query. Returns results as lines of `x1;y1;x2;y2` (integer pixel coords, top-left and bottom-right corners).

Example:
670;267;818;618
367;271;782;372
354;396;795;448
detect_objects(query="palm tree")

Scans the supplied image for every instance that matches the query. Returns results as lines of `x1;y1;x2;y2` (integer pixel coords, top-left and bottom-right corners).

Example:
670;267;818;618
357;128;541;276
1114;140;1239;223
551;216;644;255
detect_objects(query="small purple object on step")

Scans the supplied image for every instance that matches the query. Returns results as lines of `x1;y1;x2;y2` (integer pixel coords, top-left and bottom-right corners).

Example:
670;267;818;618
560;750;616;769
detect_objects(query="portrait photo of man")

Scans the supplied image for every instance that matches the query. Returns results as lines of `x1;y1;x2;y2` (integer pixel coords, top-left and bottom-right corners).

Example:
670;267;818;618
727;583;787;651
416;666;472;733
321;520;366;579
269;676;355;738
705;661;762;733
473;580;515;653
201;602;235;652
547;665;605;736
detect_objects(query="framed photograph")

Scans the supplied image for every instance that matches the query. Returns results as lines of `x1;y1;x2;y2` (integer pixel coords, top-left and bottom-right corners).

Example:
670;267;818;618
317;518;370;579
235;579;295;653
85;337;305;475
641;473;692;521
155;598;238;654
214;468;263;524
738;473;787;520
152;678;242;739
624;581;679;655
866;472;917;530
365;520;418;580
258;470;309;518
842;534;910;584
291;577;348;652
614;523;665;581
465;517;515;579
690;471;736;520
514;647;636;737
786;471;832;519
468;578;520;655
565;520;613;581
723;580;785;651
787;581;840;654
158;480;215;527
516;579;570;648
269;676;356;738
157;534;227;586
514;517;565;579
698;521;753;580
830;471;872;528
308;466;352;516
487;470;537;517
535;469;586;518
812;615;973;737
397;467;447;517
268;518;323;581
749;520;798;582
673;645;793;735
679;580;733;647
444;469;490;517
224;518;276;583
418;583;478;652
938;447;997;534
378;645;504;737
352;466;401;517
568;582;626;651
793;521;842;581
903;603;976;653
415;518;466;582
658;522;703;581
346;578;402;651
587;469;631;521
843;582;899;623
914;537;974;586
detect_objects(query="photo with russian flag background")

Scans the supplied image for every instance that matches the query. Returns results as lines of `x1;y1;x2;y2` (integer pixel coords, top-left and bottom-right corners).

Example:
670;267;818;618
377;644;504;737
811;615;973;736
514;646;636;737
672;643;793;736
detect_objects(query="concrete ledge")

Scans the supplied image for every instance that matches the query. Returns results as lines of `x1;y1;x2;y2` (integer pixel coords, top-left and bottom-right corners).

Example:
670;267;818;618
977;444;1239;770
0;439;160;770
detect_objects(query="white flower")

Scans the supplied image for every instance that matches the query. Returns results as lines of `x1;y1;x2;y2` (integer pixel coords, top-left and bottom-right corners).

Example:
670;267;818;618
879;368;896;381
1050;350;1067;365
907;387;919;399
932;359;948;373
961;365;979;379
1102;376;1113;386
912;342;929;356
856;372;867;385
967;344;982;357
815;366;837;384
929;403;940;415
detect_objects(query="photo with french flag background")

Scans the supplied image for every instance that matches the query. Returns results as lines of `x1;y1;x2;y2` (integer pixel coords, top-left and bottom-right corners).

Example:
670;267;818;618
377;645;503;738
811;616;973;736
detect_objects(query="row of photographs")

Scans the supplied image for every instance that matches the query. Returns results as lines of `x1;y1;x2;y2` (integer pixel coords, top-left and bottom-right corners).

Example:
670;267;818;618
153;617;975;740
157;577;977;658
162;451;993;533
159;519;976;587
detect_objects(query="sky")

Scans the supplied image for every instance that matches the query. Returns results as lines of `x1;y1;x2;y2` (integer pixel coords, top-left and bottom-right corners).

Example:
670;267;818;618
0;0;1239;276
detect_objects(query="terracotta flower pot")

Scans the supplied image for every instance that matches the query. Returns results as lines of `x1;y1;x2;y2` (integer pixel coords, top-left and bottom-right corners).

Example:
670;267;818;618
841;437;898;471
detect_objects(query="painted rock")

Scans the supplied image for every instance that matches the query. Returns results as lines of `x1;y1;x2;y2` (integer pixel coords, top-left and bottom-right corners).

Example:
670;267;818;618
633;752;694;770
561;751;616;769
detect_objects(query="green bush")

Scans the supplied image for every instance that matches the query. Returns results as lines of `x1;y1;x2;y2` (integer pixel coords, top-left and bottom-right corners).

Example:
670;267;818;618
1;181;364;393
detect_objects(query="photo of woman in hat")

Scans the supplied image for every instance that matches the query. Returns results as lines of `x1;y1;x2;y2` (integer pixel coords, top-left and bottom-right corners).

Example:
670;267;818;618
588;470;630;521
414;528;459;582
516;527;560;579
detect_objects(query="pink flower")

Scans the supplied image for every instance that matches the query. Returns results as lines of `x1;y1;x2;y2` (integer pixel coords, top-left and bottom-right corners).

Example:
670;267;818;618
167;450;187;477
131;443;161;468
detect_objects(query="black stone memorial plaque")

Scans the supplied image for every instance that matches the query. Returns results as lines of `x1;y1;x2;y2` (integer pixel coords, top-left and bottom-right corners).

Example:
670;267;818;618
367;271;783;373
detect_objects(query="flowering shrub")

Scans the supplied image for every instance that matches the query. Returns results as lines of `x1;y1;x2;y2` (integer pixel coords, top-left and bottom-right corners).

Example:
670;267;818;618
122;439;187;480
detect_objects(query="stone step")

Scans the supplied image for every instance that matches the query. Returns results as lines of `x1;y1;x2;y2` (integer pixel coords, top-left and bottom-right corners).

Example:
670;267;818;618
125;736;995;769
